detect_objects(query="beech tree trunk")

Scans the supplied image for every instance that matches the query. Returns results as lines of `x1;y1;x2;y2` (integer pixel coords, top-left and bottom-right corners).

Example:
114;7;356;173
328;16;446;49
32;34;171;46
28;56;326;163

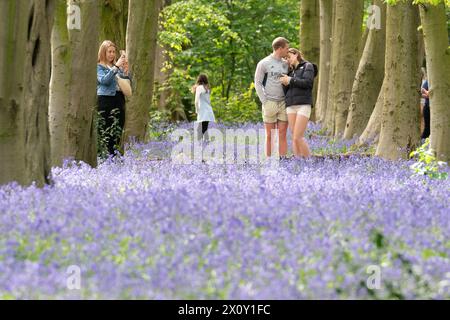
315;0;333;124
123;0;161;143
344;0;386;139
299;0;320;121
357;78;387;146
376;2;421;160
0;0;54;186
325;0;364;137
49;0;99;168
100;0;128;49
419;2;450;162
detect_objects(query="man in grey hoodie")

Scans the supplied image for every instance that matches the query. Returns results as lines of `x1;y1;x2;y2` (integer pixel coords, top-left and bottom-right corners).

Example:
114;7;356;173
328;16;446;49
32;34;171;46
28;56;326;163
254;37;290;159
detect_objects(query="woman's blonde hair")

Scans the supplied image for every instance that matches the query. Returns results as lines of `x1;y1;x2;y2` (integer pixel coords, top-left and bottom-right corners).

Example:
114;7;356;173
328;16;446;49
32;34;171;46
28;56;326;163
98;40;117;65
288;48;303;63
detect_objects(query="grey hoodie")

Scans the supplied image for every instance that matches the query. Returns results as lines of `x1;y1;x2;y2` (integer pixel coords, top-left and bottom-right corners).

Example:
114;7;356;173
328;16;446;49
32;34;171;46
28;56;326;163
254;54;289;104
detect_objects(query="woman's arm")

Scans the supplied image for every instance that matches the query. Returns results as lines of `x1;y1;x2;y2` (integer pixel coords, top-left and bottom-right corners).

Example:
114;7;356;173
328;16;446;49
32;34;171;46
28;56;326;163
289;63;314;89
118;69;132;85
97;64;118;85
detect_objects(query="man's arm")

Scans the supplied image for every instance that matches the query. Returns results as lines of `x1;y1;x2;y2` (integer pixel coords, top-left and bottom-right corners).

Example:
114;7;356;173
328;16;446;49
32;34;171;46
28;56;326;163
254;61;267;104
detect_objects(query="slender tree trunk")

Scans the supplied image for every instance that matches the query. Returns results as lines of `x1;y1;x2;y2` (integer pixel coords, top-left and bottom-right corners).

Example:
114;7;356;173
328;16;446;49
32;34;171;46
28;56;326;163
344;0;386;139
154;0;171;111
326;0;364;137
376;2;421;160
49;0;99;168
100;0;128;49
0;0;54;186
49;0;69;168
357;77;386;146
359;26;369;61
315;0;333;124
299;0;320;121
419;2;450;162
123;0;161;143
323;0;337;132
154;43;169;110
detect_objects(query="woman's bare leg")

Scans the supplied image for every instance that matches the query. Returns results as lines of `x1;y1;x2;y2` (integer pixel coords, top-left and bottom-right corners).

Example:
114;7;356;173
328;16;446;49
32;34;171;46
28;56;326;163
293;114;311;158
287;113;299;157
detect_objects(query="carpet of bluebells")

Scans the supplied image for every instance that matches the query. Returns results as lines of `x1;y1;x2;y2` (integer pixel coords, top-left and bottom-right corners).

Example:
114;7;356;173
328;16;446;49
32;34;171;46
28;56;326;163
0;122;449;299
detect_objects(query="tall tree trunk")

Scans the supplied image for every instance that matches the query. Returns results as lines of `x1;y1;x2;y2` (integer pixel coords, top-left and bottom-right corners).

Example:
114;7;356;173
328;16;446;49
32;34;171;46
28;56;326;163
100;0;128;49
376;2;421;160
419;2;450;162
344;0;386;139
49;1;69;168
359;25;369;61
154;42;169;110
123;0;161;143
299;0;320;121
0;0;54;186
154;0;171;111
49;0;99;168
323;0;337;132
326;0;364;136
357;77;386;146
315;0;333;124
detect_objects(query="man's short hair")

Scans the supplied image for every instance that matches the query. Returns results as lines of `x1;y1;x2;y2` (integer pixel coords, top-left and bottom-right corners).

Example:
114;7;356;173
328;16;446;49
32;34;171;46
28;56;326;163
272;37;289;51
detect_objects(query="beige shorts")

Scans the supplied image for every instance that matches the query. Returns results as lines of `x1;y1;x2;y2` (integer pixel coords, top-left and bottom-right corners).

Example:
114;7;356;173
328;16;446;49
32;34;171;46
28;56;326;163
286;105;312;119
262;100;287;123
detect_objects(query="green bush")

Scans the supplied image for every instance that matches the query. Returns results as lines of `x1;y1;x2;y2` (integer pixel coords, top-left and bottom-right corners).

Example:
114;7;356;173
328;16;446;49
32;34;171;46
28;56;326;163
211;83;261;124
409;138;448;179
95;109;123;159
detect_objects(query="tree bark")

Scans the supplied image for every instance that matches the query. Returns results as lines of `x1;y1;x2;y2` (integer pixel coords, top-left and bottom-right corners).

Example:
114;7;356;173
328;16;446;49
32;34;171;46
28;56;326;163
49;0;69;168
315;0;333;124
154;0;171;111
49;0;99;168
326;0;364;137
357;77;387;146
419;2;450;162
376;2;421;160
359;25;369;62
0;0;54;186
299;0;320;121
100;0;128;49
123;0;161;143
344;0;386;139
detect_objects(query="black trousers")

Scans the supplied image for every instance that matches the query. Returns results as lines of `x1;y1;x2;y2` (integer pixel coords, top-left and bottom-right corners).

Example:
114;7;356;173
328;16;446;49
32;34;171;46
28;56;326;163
422;104;430;139
98;92;125;155
197;121;209;140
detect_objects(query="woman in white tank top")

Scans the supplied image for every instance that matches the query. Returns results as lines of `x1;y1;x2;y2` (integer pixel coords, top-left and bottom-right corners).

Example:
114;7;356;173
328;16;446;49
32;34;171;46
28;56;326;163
192;74;215;141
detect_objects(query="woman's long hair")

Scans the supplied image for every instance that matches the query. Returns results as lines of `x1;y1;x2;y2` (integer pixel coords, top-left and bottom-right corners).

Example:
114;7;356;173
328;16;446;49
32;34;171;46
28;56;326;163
196;74;210;92
288;48;304;72
98;40;117;66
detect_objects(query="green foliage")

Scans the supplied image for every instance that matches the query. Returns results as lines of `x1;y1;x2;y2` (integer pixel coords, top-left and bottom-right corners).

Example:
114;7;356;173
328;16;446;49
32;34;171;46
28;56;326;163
412;0;450;5
157;0;300;122
409;138;448;179
153;68;192;121
96;109;123;158
386;0;450;5
211;83;261;124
